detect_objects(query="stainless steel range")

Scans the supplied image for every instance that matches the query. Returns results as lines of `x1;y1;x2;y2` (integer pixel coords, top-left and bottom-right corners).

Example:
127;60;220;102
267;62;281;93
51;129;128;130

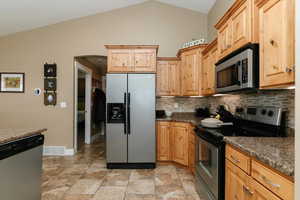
194;106;286;200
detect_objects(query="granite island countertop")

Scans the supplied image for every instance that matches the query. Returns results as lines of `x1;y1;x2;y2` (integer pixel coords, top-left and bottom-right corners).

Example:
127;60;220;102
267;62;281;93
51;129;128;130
224;136;294;177
156;112;203;126
0;128;47;145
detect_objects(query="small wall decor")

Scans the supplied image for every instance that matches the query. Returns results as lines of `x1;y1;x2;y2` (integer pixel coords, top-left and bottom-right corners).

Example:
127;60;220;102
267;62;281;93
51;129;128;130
182;38;206;49
44;92;57;106
44;63;57;77
0;72;25;93
44;63;57;106
44;78;57;91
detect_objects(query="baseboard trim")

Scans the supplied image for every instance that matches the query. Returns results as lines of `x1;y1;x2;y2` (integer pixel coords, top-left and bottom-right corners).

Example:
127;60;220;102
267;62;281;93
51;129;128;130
43;146;75;156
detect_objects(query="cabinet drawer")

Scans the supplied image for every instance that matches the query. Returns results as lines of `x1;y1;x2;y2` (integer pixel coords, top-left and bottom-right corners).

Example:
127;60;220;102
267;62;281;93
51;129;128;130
226;145;251;174
252;160;294;200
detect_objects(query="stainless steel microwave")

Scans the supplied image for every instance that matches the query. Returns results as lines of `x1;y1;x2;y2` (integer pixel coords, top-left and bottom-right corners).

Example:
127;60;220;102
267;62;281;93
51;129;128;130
215;44;259;93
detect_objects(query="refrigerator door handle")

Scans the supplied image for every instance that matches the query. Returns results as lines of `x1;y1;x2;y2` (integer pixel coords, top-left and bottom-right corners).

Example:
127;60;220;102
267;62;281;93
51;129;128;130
124;93;127;135
127;92;131;135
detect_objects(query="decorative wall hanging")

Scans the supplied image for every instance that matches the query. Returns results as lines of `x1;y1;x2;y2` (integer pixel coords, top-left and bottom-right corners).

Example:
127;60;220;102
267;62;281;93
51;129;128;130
44;63;57;106
44;92;57;106
44;63;57;77
0;73;25;93
44;78;57;91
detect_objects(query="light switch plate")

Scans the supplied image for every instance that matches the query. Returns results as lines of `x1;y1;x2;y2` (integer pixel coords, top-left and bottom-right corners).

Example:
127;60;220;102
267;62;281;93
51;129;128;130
60;102;67;108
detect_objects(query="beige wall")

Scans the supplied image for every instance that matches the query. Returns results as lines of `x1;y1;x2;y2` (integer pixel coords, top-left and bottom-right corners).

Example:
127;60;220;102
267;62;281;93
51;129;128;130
207;0;235;42
295;0;299;197
0;1;207;149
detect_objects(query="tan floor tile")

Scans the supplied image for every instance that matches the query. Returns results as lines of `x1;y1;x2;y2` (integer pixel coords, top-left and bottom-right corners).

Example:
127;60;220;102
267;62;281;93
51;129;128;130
127;179;155;194
155;184;186;200
125;193;156;200
154;173;180;186
130;169;154;181
67;179;102;195
102;171;130;186
42;186;70;200
182;180;198;195
63;194;94;200
92;186;126;200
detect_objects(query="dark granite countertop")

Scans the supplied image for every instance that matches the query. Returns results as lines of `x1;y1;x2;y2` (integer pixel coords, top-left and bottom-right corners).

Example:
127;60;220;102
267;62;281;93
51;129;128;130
224;136;295;177
0;128;47;145
156;112;203;126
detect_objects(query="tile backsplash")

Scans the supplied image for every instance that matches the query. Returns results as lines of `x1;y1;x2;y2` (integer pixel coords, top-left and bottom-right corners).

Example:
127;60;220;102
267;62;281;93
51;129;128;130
156;89;295;129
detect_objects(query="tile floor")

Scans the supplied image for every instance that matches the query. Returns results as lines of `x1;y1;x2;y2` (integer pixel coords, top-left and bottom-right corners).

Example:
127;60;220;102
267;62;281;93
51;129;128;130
42;139;201;200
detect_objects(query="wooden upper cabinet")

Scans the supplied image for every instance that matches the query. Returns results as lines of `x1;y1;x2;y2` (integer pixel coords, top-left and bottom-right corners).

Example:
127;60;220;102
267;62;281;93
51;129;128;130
157;61;170;96
215;0;258;60
180;47;205;96
156;58;181;96
218;22;232;58
171;123;189;166
256;0;295;88
156;121;171;161
202;39;218;96
108;49;133;72
105;45;159;73
231;0;251;50
134;49;156;72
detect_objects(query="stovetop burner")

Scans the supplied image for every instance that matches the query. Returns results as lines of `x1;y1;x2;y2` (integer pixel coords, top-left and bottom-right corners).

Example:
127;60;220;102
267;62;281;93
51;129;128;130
195;106;286;146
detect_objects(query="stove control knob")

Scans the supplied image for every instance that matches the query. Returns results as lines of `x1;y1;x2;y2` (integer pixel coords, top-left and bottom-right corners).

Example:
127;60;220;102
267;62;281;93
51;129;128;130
268;110;274;117
261;109;267;115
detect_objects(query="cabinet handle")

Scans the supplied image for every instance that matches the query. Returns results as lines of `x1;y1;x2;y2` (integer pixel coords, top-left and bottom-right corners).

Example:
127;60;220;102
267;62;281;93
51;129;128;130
122;63;125;66
272;65;279;70
286;66;295;73
230;155;240;164
270;40;276;46
262;176;281;188
243;185;254;195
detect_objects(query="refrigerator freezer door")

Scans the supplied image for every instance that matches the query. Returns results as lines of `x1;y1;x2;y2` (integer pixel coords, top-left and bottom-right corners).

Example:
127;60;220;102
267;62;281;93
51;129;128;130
127;74;156;163
106;74;128;163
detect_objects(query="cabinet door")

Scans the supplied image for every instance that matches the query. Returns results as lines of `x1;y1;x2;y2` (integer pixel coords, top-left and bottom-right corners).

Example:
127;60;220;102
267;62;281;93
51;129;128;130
250;178;281;200
231;0;251;50
169;61;181;96
188;129;196;173
134;49;156;72
208;46;218;94
225;160;252;200
218;22;232;59
108;49;133;72
157;122;171;161
157;61;170;96
259;0;295;88
171;123;189;166
181;50;200;96
201;53;210;95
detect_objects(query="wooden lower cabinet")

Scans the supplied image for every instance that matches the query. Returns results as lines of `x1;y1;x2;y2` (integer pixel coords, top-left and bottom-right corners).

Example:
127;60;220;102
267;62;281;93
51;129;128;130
225;145;294;200
156;122;171;161
157;121;195;170
171;123;189;166
226;160;281;200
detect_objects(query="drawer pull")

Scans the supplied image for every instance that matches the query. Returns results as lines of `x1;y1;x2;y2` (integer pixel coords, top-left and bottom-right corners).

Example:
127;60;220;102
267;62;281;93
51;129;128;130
243;185;254;195
262;176;281;188
230;155;240;164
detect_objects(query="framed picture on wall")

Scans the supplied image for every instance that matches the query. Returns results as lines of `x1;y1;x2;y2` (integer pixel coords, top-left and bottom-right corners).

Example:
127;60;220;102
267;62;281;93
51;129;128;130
44;78;57;91
44;63;57;77
0;73;25;93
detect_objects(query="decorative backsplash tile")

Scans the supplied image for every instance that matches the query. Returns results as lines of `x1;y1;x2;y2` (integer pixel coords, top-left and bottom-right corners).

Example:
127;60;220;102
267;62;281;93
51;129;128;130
156;90;295;129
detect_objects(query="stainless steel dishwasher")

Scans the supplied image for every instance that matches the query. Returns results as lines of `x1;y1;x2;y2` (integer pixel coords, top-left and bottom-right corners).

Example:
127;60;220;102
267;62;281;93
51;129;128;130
0;134;44;200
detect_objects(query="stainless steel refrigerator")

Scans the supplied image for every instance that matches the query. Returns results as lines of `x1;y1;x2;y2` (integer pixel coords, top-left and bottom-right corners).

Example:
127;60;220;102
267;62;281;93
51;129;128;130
106;74;156;169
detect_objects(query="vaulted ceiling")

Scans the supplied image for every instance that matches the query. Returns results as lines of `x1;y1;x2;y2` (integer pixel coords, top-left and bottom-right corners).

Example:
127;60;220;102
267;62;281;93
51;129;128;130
0;0;216;37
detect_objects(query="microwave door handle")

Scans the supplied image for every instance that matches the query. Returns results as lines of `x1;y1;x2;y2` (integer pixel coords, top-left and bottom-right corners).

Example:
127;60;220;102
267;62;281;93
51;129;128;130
236;61;241;86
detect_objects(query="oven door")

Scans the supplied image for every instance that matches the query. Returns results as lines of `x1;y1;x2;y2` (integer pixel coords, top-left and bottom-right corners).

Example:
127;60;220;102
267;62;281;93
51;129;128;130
216;60;242;93
195;136;220;199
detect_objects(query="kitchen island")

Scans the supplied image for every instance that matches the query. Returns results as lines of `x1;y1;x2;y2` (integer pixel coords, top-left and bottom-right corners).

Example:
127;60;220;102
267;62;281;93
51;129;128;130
0;128;46;200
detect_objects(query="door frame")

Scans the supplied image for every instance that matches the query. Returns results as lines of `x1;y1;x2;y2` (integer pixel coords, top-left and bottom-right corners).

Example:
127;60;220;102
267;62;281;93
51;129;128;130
74;60;92;152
